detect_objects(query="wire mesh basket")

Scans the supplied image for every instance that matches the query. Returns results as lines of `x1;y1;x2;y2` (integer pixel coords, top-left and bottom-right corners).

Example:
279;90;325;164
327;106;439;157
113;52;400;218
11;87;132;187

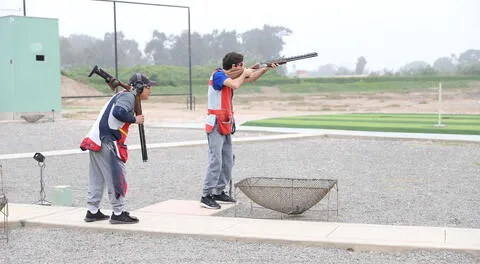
0;164;8;242
0;164;6;211
0;196;6;212
20;114;45;123
234;177;337;215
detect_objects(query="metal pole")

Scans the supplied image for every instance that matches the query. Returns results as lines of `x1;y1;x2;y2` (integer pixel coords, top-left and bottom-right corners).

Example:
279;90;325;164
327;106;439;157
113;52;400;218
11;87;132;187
437;82;442;125
23;0;26;16
187;7;193;110
113;2;118;79
434;81;446;127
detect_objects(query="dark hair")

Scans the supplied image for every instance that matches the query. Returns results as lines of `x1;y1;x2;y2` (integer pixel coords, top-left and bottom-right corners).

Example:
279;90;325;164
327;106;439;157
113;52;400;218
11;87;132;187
222;52;244;70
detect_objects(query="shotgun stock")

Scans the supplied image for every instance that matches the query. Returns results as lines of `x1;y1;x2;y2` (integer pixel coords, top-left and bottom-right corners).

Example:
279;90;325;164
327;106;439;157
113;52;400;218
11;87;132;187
88;65;130;91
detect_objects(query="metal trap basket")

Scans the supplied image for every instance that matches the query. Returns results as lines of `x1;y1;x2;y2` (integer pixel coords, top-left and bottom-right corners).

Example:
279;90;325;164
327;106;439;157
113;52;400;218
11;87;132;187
0;196;6;212
0;164;8;242
234;177;338;218
20;114;45;123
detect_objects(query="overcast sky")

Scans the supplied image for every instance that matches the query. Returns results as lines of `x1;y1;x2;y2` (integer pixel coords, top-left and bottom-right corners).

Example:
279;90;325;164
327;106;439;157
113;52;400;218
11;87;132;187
1;0;479;72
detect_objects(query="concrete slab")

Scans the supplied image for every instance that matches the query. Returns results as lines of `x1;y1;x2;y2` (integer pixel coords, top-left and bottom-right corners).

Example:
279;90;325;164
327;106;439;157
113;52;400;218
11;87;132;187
128;212;239;236
5;203;480;253
7;203;77;223
330;223;445;243
327;223;447;251
136;199;236;216
223;217;340;241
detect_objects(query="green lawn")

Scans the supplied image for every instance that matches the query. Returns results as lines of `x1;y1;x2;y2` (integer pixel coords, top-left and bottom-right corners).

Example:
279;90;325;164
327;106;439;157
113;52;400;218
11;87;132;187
243;114;480;135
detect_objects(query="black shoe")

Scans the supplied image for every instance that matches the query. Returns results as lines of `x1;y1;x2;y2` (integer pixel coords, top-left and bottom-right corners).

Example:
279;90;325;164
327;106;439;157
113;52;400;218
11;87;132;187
109;211;139;224
212;192;236;204
200;195;221;209
84;210;109;222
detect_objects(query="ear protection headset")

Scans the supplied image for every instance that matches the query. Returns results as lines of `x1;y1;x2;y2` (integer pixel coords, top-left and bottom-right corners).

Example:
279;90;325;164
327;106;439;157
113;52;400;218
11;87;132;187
133;73;145;94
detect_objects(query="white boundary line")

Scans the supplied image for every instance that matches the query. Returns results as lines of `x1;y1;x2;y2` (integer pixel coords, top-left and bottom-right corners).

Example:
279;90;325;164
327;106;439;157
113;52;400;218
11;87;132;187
0;133;319;160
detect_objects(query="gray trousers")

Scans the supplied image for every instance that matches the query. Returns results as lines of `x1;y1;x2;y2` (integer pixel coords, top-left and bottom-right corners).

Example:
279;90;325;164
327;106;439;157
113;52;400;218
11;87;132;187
87;140;125;214
203;124;233;196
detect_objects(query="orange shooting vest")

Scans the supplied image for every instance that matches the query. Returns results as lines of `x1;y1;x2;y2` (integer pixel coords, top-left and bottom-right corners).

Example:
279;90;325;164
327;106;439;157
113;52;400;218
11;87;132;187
205;69;234;135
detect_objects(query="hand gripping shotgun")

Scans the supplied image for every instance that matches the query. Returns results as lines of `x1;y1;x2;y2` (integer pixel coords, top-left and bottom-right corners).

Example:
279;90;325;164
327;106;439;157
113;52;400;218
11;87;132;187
88;65;148;162
259;52;318;68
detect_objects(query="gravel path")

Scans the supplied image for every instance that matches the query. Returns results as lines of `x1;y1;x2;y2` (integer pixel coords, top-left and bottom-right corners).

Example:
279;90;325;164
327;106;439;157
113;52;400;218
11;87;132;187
1;120;480;262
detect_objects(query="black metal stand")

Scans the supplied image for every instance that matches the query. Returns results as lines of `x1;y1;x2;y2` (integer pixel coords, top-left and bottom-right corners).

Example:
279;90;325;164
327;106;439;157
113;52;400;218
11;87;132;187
34;162;51;206
0;164;8;242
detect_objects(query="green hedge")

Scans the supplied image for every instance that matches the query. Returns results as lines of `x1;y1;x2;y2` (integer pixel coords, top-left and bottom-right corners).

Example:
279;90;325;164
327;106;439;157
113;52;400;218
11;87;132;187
63;65;480;95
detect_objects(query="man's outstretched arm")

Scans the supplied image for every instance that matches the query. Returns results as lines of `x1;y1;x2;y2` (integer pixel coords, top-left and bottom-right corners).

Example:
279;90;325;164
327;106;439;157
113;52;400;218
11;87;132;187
244;63;279;83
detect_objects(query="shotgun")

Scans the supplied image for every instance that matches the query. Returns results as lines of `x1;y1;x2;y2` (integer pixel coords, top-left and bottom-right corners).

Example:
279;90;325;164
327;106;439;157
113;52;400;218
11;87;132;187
88;65;148;162
259;52;318;68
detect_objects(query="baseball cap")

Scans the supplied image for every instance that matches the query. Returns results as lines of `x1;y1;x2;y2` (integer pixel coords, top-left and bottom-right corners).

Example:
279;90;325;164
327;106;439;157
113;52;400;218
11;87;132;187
129;73;157;86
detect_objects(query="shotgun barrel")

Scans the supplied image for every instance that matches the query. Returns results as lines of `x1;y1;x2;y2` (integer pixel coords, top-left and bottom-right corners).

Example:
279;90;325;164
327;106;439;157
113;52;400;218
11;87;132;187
260;52;318;68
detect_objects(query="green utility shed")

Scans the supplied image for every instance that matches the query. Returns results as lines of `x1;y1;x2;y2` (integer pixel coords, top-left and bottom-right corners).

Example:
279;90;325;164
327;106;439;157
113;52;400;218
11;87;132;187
0;15;61;120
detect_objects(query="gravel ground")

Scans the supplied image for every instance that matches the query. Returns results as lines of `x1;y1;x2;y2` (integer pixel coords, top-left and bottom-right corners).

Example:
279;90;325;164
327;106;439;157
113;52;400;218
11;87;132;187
1;120;480;263
1;226;479;264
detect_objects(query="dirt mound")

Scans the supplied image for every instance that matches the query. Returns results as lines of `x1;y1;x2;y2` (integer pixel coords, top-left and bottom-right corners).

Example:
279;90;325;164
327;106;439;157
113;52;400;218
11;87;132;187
61;76;105;97
260;86;281;94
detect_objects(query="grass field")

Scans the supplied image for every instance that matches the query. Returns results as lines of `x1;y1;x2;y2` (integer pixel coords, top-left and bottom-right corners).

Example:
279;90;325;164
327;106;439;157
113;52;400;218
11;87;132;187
243;114;480;135
64;66;480;96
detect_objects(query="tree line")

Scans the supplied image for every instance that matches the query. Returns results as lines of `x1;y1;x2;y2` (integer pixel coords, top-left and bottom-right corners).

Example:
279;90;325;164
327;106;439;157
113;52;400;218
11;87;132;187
60;24;480;77
313;50;480;77
60;24;291;71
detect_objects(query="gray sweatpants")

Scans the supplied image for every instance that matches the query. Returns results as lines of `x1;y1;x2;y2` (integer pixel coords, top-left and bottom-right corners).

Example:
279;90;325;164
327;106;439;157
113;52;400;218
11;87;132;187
87;140;126;215
203;124;233;196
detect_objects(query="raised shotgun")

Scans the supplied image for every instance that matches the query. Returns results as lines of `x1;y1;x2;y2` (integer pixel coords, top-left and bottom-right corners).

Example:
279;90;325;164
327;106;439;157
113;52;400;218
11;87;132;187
259;52;318;68
88;65;148;162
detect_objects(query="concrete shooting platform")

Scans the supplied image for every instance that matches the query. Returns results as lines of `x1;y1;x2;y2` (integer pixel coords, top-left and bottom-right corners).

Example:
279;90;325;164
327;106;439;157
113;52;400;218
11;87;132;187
5;201;480;252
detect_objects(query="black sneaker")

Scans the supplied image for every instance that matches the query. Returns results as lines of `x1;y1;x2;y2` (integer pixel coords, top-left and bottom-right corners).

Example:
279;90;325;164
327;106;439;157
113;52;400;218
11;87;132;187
84;210;109;222
109;211;139;224
212;192;236;204
200;195;221;209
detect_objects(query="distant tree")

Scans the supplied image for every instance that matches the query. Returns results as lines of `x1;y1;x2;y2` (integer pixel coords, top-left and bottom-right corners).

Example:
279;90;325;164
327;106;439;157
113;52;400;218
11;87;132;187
383;68;394;76
317;64;337;76
433;57;456;74
186;32;212;66
59;34;113;68
457;49;480;74
368;71;381;77
103;32;145;67
355;56;367;75
168;31;190;66
59;37;75;69
205;29;242;64
168;31;214;66
241;25;292;62
335;66;351;76
420;65;437;75
399;61;432;75
457;49;480;66
60;25;292;69
144;30;170;65
59;32;143;69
